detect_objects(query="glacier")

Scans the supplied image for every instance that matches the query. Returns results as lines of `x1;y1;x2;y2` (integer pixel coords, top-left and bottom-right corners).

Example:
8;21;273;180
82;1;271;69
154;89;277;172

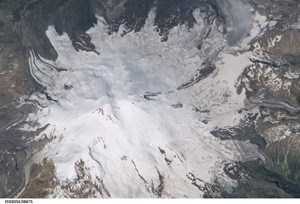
21;5;268;198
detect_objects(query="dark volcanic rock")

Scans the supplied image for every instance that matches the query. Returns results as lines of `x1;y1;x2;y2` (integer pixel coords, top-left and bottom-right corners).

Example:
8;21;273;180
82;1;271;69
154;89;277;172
154;0;209;41
54;0;97;35
108;0;212;41
177;62;216;90
210;113;267;149
108;0;154;35
13;0;68;60
54;0;98;52
13;0;98;59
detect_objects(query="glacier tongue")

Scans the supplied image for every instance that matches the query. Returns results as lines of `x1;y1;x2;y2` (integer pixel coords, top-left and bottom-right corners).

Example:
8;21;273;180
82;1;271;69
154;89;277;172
25;7;266;197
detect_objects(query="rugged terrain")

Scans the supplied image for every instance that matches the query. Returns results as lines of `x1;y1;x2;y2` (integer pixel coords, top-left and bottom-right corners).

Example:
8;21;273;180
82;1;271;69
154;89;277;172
0;0;300;198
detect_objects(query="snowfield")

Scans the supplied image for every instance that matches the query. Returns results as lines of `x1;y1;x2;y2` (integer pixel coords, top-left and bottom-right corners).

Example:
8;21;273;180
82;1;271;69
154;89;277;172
24;6;267;198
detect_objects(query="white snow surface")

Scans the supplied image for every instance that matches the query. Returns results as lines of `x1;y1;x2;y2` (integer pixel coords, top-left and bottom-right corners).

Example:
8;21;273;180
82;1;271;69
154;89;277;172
25;8;266;197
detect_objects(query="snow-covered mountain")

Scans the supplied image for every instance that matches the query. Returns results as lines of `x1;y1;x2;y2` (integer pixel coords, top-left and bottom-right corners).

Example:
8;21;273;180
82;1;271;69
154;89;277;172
1;0;300;198
22;0;266;197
